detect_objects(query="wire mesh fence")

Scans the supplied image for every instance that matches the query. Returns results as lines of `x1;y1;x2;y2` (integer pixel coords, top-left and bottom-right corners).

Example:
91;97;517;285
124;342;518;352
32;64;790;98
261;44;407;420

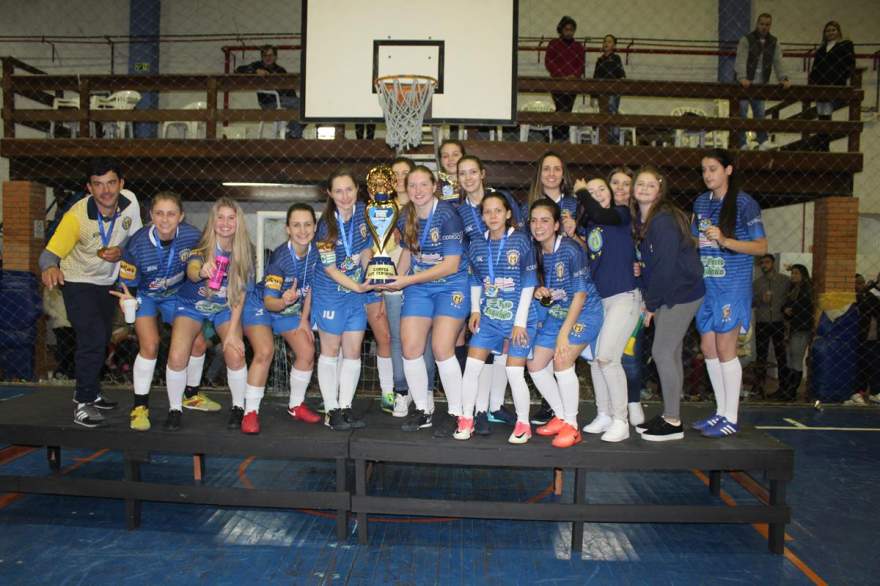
1;0;878;407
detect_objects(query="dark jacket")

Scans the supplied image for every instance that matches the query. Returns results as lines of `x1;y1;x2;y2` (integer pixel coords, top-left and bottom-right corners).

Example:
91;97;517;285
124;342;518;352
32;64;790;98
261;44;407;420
809;40;855;87
637;211;705;312
783;286;814;333
593;53;625;80
856;285;880;342
235;60;297;100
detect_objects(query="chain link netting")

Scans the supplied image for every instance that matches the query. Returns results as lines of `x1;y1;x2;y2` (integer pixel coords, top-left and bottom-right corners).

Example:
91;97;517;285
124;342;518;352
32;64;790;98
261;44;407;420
0;0;878;406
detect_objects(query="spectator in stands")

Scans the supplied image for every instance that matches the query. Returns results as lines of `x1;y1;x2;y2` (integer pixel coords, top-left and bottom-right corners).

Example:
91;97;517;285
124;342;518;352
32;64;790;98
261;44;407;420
854;273;880;404
752;254;789;397
780;264;813;400
808;21;855;151
734;13;791;150
593;34;626;144
235;45;304;139
40;158;143;427
43;286;75;380
545;16;584;141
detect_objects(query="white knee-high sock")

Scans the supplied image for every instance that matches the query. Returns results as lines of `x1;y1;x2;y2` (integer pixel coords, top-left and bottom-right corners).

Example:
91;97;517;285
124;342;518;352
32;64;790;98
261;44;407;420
227;366;247;409
529;362;564;416
289;368;312;408
489;354;509;412
720;358;742;424
244;384;265;414
705;357;725;416
317;355;340;411
165;366;186;411
133;355;157;397
475;358;492;413
338;358;361;409
377;355;393;394
436;356;464;416
461;357;485;418
403;356;429;412
186;354;206;388
506;365;531;424
555;366;580;428
589;362;611;416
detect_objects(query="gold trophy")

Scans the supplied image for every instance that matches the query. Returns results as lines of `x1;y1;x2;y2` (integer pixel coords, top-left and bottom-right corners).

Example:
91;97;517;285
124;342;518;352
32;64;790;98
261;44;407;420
364;166;400;284
438;169;460;202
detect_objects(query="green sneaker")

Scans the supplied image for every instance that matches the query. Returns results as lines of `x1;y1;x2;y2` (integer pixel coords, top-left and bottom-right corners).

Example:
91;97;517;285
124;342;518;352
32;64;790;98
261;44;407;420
380;391;395;414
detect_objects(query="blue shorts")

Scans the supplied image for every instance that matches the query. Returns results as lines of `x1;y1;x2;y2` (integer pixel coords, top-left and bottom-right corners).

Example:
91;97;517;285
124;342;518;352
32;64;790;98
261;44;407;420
364;291;383;306
242;292;272;329
312;296;367;335
534;310;603;352
137;294;177;324
270;313;303;335
175;298;233;328
470;316;536;360
696;294;750;335
401;280;469;320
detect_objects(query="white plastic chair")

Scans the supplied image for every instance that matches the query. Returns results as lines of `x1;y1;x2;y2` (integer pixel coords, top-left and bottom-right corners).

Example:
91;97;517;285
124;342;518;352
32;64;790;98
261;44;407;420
672;106;708;148
256;91;287;139
93;90;142;138
569;98;598;145
519;99;555;142
49;95;105;138
161;101;207;139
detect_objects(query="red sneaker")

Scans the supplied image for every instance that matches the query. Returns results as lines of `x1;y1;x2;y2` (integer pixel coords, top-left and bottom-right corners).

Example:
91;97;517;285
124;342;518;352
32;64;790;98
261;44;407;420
551;424;582;448
241;410;260;435
536;416;566;436
287;403;321;424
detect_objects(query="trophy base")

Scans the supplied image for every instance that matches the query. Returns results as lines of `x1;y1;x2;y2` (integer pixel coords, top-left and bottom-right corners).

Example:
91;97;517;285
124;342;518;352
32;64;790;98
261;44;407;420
366;257;397;285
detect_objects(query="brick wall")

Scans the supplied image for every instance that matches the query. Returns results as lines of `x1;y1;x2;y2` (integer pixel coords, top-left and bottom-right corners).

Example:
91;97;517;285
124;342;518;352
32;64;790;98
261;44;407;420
812;196;859;311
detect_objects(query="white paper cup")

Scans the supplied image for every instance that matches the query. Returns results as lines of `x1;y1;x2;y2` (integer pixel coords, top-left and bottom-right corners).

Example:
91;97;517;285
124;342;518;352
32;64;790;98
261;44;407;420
122;298;138;324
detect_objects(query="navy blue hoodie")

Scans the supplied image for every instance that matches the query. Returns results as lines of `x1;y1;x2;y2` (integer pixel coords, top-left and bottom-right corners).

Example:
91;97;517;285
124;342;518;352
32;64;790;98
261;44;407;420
637;210;705;312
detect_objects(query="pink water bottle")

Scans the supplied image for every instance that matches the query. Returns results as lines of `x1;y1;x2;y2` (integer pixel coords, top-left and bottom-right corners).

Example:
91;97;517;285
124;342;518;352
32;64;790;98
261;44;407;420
208;255;229;290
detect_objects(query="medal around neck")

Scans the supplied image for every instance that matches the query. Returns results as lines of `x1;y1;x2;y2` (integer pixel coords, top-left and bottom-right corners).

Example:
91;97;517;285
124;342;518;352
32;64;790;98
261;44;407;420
364;166;400;284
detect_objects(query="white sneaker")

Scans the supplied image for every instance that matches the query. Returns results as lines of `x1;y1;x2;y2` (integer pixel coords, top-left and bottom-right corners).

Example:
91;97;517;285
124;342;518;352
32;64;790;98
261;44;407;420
869;393;880;405
601;418;630;442
582;413;612;434
393;393;412;418
844;393;868;406
627;402;645;426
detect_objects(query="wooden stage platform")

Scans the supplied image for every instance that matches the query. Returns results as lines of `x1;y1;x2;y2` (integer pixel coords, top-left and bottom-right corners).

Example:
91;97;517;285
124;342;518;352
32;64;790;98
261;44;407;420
0;389;793;554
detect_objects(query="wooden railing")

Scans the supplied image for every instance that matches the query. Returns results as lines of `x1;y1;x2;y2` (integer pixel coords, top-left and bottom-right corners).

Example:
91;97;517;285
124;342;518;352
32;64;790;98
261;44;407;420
2;59;865;152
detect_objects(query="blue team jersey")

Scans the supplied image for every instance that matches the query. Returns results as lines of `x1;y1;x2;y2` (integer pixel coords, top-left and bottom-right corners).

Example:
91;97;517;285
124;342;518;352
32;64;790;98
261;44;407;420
313;202;372;299
584;206;638;298
520;193;578;226
539;236;601;321
176;247;238;314
468;228;538;328
692;191;765;297
458;188;524;247
396;200;468;280
119;222;202;299
262;240;319;318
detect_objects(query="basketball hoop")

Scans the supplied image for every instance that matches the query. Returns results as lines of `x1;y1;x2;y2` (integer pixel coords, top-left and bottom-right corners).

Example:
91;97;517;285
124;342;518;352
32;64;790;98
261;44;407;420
375;74;437;153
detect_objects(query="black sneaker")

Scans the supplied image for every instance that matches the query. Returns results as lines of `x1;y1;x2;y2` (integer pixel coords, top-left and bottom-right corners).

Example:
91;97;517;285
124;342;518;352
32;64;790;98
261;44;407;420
529;399;554;425
474;411;491;436
93;394;118;410
325;409;351;431
73;403;105;428
432;414;458;438
402;409;432;432
488;404;517;426
641;417;684;442
635;414;663;435
341;408;366;429
227;406;244;430
163;409;182;432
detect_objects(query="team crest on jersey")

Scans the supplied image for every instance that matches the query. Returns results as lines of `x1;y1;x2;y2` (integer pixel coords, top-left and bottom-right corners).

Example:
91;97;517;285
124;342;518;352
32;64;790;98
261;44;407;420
360;224;368;239
721;304;732;322
451;291;464;307
179;248;192;262
122;217;132;230
587;228;604;254
555;262;565;280
507;250;519;267
430;227;441;243
119;261;136;280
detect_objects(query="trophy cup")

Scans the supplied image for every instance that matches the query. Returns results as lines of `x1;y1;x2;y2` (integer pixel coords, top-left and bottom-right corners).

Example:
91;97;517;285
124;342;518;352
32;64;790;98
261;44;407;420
364;166;400;284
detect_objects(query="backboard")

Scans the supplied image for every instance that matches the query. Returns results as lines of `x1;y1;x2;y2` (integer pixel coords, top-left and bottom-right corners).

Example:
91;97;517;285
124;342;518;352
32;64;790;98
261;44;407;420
301;0;517;125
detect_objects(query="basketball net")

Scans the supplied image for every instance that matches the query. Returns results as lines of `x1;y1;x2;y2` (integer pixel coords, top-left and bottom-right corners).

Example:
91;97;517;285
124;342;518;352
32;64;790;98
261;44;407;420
376;75;436;153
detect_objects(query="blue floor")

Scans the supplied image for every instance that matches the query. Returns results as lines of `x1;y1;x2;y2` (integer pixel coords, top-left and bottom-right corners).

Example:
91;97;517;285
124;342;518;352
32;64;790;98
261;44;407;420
0;386;877;585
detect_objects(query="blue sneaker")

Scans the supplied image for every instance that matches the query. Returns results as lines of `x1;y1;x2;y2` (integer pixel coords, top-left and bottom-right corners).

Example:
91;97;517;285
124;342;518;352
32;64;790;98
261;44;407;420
488;405;517;425
701;417;739;438
474;411;491;436
691;414;723;431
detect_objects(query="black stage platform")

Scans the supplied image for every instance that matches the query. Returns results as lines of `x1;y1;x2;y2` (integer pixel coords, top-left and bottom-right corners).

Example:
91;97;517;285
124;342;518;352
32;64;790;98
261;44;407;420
0;389;793;553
